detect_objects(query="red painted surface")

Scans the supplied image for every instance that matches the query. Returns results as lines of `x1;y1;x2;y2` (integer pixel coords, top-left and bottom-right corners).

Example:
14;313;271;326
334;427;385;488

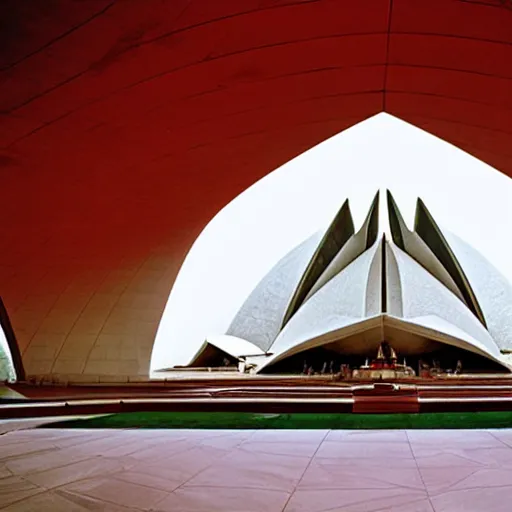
0;0;511;377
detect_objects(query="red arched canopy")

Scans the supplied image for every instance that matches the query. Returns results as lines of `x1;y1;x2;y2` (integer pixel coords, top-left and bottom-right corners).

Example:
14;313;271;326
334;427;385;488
1;0;511;380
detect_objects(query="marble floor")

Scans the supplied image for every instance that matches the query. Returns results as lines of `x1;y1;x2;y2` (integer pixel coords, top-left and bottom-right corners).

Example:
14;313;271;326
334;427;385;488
1;422;512;511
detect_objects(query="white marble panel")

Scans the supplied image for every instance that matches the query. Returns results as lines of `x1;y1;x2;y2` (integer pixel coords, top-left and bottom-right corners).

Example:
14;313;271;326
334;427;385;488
267;241;381;359
444;231;512;351
389;243;499;357
226;232;322;351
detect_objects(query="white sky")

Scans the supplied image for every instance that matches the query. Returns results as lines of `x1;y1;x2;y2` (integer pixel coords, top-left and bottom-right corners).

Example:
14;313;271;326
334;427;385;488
151;113;512;372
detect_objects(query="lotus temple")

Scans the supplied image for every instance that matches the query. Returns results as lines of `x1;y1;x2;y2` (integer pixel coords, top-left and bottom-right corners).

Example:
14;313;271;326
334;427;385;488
160;191;512;379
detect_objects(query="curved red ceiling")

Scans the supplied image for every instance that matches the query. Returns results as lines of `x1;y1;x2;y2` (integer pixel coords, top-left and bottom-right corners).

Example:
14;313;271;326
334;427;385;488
0;0;511;380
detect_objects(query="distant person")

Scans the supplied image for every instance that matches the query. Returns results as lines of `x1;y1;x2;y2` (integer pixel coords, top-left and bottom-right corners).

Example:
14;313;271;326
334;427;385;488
321;362;327;374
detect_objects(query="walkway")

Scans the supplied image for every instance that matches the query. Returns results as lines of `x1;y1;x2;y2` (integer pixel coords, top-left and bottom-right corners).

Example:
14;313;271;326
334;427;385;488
1;423;512;511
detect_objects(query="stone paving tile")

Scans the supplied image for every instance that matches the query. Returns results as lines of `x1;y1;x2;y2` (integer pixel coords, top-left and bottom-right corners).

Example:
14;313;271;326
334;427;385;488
450;467;512;490
430;486;512;512
156;486;290;512
299;460;425;491
407;429;503;449
2;426;512;511
239;440;322;458
486;428;512;447
377;499;435;512
5;445;97;476
0;475;44;509
197;431;254;449
421;466;512;495
313;455;420;469
23;456;128;489
121;445;231;485
111;469;183;492
418;466;481;495
283;488;431;512
413;446;512;469
185;449;311;492
64;476;169;510
315;439;414;460
324;429;408;444
248;429;328;444
97;438;162;458
0;488;140;511
105;438;196;463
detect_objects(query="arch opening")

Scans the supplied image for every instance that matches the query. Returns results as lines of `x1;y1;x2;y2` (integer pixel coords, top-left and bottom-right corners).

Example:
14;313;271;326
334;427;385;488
0;298;23;382
150;113;512;377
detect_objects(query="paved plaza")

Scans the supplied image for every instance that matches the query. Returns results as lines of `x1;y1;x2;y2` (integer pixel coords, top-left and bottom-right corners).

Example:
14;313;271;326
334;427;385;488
1;422;512;511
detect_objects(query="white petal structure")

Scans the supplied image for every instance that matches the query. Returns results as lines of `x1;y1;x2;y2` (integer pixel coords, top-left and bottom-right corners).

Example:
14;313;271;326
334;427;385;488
262;240;382;368
171;191;512;373
385;241;403;317
226;232;322;351
382;315;504;367
386;191;465;302
387;243;501;360
188;335;264;367
304;191;379;302
443;231;512;351
281;198;357;327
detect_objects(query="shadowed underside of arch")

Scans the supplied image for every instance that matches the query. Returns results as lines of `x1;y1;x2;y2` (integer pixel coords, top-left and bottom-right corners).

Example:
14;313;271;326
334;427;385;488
1;0;512;380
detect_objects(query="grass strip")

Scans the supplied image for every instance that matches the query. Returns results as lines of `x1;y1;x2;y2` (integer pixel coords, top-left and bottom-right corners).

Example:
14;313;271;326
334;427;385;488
39;411;512;429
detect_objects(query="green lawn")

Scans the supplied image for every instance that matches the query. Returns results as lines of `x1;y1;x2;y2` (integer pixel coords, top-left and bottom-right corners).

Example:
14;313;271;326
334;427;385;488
39;411;512;429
